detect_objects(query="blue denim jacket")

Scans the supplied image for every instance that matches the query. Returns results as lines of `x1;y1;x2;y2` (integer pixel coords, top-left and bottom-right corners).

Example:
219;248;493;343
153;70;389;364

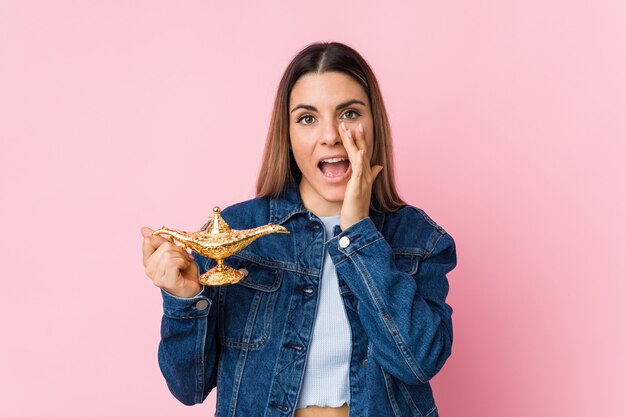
158;185;457;417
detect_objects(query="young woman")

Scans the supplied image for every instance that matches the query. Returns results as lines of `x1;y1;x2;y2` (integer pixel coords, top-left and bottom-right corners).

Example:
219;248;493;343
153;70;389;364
141;42;457;417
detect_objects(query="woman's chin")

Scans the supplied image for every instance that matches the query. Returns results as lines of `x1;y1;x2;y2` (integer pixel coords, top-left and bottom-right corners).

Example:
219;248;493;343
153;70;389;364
299;177;347;211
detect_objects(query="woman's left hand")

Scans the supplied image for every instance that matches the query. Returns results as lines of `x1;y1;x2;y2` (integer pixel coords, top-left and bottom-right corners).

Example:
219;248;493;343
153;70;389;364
339;122;384;231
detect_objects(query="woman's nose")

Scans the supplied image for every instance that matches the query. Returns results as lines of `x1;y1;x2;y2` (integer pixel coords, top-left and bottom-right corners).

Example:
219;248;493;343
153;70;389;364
320;121;342;146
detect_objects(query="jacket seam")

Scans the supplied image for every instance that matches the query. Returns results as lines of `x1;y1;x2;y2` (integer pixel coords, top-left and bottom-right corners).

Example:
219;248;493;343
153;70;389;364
232;253;317;277
195;314;207;403
220;291;277;350
398;381;424;417
412;206;446;234
425;404;439;417
163;313;209;319
424;231;447;259
381;370;402;417
348;241;428;383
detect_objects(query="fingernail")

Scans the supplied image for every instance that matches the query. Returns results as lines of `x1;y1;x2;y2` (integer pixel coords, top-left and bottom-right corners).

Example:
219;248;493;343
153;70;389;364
341;122;346;131
358;123;363;132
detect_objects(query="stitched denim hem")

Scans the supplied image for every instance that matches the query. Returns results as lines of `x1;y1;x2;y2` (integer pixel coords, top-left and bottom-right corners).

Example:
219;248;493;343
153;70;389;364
161;287;212;318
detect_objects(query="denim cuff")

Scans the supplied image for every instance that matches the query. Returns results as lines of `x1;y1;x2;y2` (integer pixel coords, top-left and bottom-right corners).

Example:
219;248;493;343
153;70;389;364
326;216;385;263
161;286;212;318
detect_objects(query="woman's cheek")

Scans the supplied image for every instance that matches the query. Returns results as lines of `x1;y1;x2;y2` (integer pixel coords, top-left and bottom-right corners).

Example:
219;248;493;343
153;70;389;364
298;129;318;145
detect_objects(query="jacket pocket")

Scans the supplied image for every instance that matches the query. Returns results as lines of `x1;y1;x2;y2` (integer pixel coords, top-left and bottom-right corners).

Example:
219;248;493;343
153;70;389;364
382;368;438;417
392;249;422;275
215;257;283;350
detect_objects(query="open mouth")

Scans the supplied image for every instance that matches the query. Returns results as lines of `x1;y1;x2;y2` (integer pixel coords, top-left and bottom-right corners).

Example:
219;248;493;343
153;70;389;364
318;157;351;178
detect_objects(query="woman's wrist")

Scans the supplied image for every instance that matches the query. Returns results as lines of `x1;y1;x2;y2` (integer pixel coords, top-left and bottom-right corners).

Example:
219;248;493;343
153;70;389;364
164;283;203;299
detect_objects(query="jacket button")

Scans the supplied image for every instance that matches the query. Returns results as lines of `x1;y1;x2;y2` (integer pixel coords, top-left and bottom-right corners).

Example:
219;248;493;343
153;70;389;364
362;358;367;368
283;343;304;351
270;402;289;412
339;236;350;248
195;299;209;310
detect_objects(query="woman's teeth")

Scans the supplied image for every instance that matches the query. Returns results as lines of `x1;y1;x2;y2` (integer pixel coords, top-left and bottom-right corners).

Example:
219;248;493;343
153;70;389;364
319;158;350;177
321;157;347;163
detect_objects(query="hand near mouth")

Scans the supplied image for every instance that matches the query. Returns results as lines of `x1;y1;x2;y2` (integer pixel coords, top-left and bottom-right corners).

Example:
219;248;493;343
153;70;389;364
339;122;384;231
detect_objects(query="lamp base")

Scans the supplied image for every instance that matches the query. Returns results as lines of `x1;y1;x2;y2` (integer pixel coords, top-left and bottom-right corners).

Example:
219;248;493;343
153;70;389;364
199;264;245;286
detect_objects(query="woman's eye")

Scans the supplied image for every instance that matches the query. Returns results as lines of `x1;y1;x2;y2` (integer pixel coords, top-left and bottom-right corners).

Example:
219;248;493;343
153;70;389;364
298;115;315;125
342;110;360;120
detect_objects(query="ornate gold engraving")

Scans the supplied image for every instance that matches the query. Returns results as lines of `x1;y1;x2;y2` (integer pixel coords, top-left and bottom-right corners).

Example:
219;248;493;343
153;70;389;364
153;207;289;286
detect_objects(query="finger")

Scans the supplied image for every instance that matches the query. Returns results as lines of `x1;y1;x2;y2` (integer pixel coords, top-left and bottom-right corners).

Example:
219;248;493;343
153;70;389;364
348;150;364;184
340;122;360;164
351;149;365;181
155;246;191;285
371;164;384;181
354;123;367;155
347;132;365;178
142;227;169;267
146;240;187;274
350;138;372;181
143;227;169;247
144;240;174;276
340;122;363;152
160;241;190;260
159;254;190;288
339;122;357;151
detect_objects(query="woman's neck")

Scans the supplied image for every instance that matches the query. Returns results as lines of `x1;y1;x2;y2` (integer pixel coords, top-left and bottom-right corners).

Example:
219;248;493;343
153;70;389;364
299;182;342;217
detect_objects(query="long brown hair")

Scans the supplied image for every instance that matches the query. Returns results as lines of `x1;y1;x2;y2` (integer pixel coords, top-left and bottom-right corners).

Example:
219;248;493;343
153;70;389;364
256;41;405;212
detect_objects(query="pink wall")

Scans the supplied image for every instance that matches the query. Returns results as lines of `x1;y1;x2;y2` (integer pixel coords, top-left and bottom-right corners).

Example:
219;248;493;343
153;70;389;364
1;1;624;416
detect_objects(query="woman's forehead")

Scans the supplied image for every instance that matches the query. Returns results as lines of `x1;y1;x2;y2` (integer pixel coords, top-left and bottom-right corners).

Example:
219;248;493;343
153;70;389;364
289;71;368;109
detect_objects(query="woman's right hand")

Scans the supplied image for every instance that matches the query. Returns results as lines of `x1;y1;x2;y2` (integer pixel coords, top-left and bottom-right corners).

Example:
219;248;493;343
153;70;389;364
141;226;202;298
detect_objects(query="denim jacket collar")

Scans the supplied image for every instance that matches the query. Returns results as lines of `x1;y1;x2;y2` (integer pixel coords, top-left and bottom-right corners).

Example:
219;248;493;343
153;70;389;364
268;183;385;231
269;184;309;225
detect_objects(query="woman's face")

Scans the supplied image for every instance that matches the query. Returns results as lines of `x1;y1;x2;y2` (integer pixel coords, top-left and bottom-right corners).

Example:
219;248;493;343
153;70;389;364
289;71;374;215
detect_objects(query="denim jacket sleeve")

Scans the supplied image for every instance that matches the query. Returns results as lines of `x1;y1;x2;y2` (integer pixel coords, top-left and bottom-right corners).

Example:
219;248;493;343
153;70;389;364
157;252;219;405
326;214;457;385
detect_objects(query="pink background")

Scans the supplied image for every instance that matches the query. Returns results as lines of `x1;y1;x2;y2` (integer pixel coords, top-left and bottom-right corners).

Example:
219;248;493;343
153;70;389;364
1;1;625;416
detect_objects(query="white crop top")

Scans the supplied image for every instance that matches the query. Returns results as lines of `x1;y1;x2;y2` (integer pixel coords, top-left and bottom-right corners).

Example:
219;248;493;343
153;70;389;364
296;215;352;409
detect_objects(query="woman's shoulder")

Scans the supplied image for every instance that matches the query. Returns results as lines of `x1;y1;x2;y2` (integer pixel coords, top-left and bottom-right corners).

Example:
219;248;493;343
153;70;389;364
382;204;452;253
389;204;448;234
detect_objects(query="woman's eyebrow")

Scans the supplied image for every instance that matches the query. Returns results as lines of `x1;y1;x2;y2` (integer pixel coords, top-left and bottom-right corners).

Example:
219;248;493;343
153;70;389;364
290;99;367;114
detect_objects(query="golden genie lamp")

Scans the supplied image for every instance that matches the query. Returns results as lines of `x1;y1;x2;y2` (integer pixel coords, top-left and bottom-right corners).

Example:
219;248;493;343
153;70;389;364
153;207;289;286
